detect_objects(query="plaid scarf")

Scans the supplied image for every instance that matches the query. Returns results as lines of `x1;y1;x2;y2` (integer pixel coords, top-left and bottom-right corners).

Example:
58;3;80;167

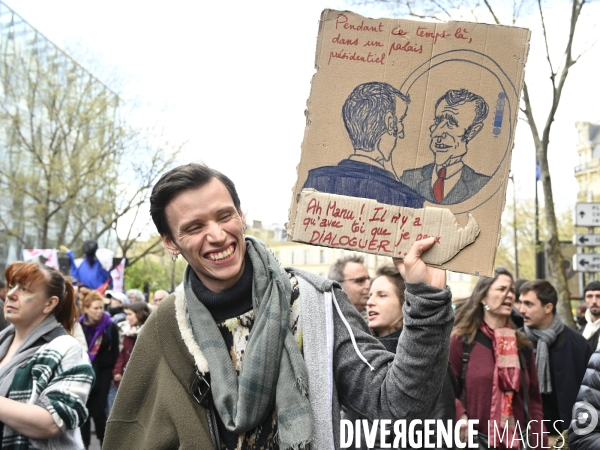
481;322;521;449
184;236;312;449
522;314;564;394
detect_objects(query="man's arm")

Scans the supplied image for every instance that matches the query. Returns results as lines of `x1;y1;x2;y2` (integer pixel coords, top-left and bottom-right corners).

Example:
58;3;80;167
334;237;454;421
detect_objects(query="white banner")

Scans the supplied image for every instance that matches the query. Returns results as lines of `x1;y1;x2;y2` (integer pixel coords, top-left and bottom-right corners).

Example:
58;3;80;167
110;258;126;293
22;249;59;269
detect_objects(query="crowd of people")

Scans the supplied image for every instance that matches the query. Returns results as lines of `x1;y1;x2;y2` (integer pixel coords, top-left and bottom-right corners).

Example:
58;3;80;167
1;163;600;449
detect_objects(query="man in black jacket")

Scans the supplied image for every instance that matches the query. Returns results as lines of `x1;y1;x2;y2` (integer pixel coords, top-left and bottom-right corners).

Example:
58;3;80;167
519;280;592;437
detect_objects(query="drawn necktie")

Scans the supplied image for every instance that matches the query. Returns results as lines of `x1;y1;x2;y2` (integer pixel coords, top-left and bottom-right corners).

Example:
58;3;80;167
433;167;446;203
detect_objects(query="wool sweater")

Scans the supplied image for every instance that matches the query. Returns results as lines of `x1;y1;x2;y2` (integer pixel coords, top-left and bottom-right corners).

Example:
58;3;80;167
105;268;454;449
3;334;95;449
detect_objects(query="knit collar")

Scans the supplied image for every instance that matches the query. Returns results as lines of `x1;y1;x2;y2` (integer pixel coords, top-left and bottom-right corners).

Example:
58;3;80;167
189;252;253;322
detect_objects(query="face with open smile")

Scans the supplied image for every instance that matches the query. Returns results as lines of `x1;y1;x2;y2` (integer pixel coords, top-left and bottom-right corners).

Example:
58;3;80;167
429;100;477;165
481;274;515;320
161;178;246;293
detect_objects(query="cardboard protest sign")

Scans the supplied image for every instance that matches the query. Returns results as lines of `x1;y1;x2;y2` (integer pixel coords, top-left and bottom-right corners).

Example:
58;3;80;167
287;9;530;276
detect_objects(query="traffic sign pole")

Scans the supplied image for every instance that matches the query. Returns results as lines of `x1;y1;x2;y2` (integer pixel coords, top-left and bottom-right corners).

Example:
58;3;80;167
573;204;600;295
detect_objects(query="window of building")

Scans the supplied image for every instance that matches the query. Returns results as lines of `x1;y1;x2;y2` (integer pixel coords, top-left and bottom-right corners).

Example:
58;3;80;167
320;250;327;264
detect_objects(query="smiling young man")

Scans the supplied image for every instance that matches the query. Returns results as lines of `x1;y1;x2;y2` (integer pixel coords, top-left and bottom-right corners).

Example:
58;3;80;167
104;163;454;450
519;280;592;436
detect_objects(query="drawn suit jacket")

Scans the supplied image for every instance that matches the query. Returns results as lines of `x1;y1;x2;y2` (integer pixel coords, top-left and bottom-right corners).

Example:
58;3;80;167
303;159;426;208
400;162;491;205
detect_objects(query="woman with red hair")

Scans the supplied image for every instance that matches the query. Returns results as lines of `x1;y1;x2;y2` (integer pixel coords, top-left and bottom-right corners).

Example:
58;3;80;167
79;290;119;449
0;261;95;449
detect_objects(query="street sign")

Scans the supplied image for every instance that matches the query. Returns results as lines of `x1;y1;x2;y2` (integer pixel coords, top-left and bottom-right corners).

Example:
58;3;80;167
573;253;600;272
575;203;600;227
574;234;600;247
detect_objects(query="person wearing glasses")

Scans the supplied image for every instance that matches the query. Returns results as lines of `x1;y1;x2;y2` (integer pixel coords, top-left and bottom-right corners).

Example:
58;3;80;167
328;254;371;321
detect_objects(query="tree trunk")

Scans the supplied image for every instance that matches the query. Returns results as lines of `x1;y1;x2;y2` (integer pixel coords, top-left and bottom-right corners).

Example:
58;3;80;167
537;137;576;328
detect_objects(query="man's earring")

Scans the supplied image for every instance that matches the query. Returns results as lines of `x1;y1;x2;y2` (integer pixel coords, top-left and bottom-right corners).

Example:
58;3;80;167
172;253;178;263
482;302;490;311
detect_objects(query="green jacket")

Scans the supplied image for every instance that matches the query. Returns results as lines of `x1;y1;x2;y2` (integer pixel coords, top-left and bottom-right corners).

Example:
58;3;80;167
105;292;213;449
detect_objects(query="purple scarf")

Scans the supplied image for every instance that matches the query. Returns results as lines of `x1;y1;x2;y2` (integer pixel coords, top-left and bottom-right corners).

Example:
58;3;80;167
79;312;112;363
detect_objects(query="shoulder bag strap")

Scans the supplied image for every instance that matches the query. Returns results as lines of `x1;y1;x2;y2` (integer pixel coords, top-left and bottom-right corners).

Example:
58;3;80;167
460;335;475;406
518;350;530;423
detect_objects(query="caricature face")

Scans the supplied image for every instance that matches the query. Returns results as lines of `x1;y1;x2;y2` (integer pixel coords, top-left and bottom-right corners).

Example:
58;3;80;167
376;99;408;161
161;178;247;293
429;100;478;165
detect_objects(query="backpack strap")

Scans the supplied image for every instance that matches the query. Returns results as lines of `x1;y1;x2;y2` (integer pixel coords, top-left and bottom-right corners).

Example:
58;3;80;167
31;325;68;348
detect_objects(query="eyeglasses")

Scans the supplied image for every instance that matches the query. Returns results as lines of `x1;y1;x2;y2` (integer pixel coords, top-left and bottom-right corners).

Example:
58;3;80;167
341;276;371;286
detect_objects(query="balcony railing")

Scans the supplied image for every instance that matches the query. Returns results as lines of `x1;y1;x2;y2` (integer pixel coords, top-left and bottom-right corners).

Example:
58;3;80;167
575;159;600;173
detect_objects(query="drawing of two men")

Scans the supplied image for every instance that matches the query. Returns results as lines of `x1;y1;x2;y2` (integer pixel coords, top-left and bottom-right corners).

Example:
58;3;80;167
303;82;491;207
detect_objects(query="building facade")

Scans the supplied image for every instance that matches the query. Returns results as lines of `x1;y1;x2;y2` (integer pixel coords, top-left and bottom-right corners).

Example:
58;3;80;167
0;1;121;273
575;121;600;202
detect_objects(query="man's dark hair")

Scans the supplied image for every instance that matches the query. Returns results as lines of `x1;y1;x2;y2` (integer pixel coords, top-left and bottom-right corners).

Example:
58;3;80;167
434;88;489;143
342;82;410;152
150;163;241;240
328;254;365;282
584;281;600;296
514;278;528;302
520;279;558;314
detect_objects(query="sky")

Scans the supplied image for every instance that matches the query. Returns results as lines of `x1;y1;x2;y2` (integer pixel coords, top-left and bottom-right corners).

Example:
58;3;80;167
4;0;599;230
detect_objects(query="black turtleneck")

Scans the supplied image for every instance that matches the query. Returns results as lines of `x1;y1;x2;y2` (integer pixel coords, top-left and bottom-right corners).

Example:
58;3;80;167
189;252;254;322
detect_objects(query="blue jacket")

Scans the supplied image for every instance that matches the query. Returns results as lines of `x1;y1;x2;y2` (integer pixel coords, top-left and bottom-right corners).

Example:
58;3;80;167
68;251;110;289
